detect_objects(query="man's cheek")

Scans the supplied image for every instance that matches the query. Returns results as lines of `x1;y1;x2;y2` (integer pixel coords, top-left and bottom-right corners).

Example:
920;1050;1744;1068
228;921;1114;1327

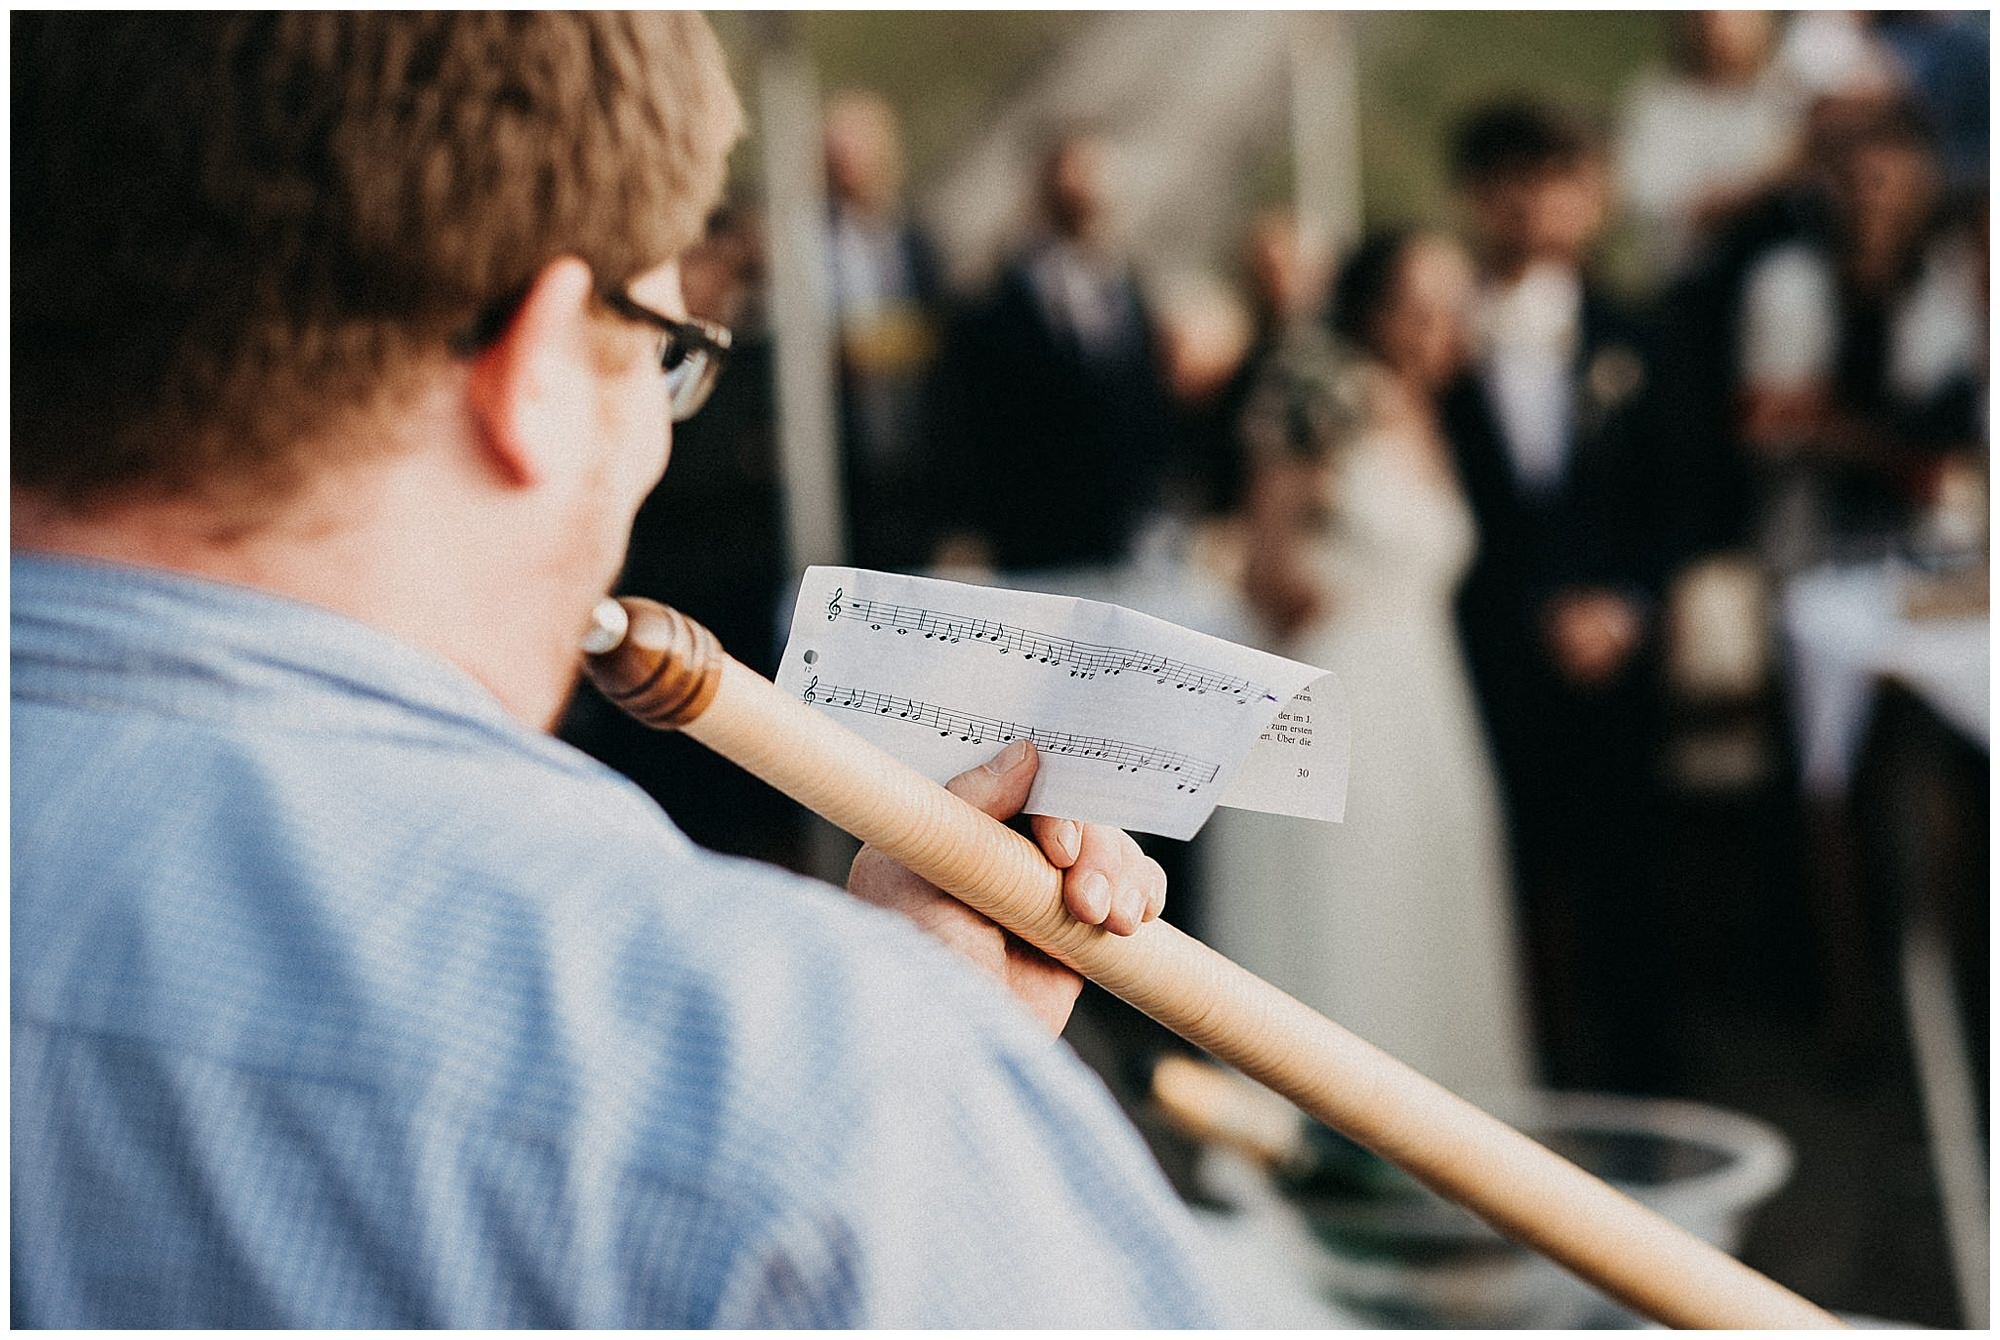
638;417;673;498
604;378;673;497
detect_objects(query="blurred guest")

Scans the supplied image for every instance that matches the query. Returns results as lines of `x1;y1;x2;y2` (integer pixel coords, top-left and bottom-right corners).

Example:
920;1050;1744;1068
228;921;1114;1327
1669;100;1987;1073
1617;10;1807;276
560;206;798;866
1736;101;1982;574
1204;231;1534;1094
1443;101;1681;1093
1151;272;1255;525
1244;210;1337;341
1773;9;1904;105
1199;212;1338;518
1870;12;1990;193
1636;88;1899;567
824;91;950;570
939;130;1177;575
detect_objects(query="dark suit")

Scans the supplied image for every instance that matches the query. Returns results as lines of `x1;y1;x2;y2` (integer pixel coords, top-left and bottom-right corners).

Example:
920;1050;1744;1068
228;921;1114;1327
934;246;1195;1110
941;242;1176;573
829;219;950;571
1443;285;1683;1093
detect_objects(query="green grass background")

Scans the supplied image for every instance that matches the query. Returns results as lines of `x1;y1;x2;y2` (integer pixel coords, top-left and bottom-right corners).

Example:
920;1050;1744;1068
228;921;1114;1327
712;10;1671;289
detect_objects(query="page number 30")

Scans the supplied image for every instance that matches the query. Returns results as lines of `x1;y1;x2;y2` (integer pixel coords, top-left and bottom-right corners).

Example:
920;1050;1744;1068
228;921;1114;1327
1296;767;1310;779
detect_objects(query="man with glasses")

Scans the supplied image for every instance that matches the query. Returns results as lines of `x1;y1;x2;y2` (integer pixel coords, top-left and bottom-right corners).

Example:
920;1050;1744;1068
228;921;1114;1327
12;13;1216;1327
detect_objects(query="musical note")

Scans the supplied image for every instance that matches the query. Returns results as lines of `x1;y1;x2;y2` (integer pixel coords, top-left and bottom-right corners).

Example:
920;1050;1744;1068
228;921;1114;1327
802;681;1221;790
827;593;1278;704
778;565;1347;840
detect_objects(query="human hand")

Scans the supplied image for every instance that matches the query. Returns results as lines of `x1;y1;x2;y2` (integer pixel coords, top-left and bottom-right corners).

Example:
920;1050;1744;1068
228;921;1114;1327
1242;460;1332;641
846;738;1167;1035
1739;385;1827;461
929;532;996;579
1545;589;1644;687
1244;552;1328;643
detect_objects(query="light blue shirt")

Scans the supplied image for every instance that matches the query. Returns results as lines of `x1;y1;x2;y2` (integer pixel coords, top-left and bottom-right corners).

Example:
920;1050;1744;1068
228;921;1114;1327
11;554;1226;1328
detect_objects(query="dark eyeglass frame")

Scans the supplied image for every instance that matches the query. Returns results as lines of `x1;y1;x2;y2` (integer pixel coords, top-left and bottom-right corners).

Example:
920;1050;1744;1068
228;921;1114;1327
452;288;732;424
601;290;733;424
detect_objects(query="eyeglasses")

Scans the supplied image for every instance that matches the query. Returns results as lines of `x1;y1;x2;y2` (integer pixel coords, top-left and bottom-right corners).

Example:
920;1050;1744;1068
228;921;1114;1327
453;288;732;424
602;290;732;423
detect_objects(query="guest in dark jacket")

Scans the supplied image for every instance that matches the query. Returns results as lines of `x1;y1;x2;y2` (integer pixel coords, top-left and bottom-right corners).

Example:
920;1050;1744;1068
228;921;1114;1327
824;91;951;571
939;130;1177;574
1441;101;1685;1093
1732;99;1982;572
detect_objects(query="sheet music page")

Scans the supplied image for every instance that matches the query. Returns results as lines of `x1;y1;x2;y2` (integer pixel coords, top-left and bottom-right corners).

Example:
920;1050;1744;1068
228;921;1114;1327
775;566;1348;839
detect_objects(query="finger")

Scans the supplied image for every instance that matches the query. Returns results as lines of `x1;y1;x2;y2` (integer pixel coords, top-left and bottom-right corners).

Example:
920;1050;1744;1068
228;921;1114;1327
1072;828;1152;936
1140;852;1168;922
1103;833;1150;936
1064;822;1126;931
1030;814;1083;868
1003;936;1085;1036
1112;834;1162;928
944;738;1039;821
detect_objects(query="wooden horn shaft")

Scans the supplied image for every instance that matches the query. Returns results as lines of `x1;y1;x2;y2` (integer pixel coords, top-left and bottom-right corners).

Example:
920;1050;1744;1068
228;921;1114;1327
582;596;1841;1330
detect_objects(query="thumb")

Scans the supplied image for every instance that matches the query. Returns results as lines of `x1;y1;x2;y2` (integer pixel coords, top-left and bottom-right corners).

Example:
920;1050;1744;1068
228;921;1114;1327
944;738;1039;821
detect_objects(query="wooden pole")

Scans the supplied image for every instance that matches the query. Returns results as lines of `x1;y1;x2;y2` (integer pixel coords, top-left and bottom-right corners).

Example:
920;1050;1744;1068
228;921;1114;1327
583;595;1844;1331
1288;11;1364;257
745;16;856;886
751;13;844;574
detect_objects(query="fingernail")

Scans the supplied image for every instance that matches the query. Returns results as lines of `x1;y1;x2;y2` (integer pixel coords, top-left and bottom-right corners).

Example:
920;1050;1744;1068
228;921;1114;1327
1056;820;1080;862
984;737;1033;774
1078;871;1111;922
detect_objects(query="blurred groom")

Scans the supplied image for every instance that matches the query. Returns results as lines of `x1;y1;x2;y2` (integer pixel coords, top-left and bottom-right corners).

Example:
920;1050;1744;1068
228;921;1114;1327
1442;101;1683;1094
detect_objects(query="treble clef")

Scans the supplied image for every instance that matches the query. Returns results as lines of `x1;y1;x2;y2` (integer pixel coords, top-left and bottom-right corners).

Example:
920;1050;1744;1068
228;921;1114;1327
825;586;843;622
803;674;819;704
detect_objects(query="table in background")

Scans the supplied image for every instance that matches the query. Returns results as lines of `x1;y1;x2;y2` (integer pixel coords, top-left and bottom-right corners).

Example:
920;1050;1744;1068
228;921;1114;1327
1782;558;1989;1328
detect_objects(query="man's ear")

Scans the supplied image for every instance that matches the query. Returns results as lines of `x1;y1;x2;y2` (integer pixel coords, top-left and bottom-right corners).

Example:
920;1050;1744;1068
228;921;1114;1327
464;257;598;489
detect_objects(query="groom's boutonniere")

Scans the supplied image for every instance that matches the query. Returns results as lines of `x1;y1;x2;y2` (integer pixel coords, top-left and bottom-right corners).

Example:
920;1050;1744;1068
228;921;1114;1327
1582;344;1646;422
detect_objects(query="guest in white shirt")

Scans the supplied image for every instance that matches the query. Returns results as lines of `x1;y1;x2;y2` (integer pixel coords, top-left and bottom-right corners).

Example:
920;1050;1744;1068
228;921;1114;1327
1617;11;1809;278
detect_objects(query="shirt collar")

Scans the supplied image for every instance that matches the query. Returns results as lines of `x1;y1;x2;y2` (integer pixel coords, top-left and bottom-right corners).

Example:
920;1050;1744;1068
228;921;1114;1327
1475;262;1583;357
11;552;531;745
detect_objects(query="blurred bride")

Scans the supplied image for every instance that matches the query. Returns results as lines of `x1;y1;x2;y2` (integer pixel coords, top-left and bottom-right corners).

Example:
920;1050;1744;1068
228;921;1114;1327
1205;231;1534;1092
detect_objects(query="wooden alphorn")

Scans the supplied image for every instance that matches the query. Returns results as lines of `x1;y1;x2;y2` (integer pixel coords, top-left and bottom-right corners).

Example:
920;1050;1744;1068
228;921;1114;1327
581;595;1841;1330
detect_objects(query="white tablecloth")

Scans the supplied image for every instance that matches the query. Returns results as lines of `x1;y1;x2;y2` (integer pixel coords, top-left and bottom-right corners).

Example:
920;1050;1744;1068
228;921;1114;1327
1782;561;1990;797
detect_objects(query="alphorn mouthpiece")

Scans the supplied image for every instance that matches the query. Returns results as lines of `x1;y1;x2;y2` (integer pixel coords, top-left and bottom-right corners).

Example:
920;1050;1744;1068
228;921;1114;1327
580;596;725;729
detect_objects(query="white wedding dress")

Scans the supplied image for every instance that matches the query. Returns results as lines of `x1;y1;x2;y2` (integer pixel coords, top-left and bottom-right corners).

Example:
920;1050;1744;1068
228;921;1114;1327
1204;430;1536;1093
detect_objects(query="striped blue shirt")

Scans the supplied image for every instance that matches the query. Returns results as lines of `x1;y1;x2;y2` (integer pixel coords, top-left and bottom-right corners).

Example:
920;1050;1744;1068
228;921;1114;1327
11;554;1226;1328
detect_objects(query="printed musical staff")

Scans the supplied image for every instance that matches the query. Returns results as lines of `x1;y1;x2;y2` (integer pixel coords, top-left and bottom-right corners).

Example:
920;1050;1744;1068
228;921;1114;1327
802;676;1220;791
823;588;1277;704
